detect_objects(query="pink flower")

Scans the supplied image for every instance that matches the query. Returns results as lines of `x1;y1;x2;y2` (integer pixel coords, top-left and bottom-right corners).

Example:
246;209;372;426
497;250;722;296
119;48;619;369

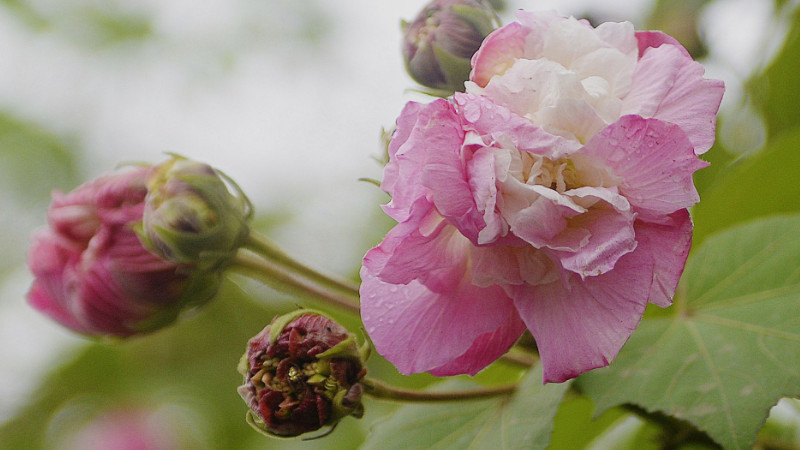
360;11;723;383
63;408;181;450
27;165;215;337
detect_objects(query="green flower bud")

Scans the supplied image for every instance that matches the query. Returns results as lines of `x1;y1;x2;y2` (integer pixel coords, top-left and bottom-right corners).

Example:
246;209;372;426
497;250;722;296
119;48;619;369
402;0;498;94
139;155;252;270
238;310;368;438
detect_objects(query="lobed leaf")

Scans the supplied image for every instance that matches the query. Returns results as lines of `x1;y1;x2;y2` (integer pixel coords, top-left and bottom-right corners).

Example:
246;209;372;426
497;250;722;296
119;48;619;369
363;365;570;450
578;215;800;449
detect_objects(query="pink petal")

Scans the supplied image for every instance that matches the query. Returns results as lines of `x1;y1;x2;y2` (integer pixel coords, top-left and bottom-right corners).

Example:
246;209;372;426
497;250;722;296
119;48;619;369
582;115;708;221
455;93;580;158
632;209;693;307
513;249;655;383
360;243;521;375
471;244;559;288
622;45;724;154
429;313;527;376
470;22;529;87
547;199;637;278
382;99;462;222
365;200;466;293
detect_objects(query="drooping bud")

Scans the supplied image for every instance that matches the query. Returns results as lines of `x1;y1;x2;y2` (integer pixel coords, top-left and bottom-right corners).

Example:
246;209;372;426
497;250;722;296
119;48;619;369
139;155;252;270
27;165;220;337
238;310;368;438
402;0;498;94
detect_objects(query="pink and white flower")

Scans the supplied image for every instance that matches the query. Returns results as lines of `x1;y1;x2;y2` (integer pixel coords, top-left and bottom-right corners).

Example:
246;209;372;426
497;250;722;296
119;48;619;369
360;11;723;383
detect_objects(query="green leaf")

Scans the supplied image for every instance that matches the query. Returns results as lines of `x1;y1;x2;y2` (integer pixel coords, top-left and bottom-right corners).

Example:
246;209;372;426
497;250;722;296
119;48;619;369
691;127;800;246
363;365;570;450
748;7;800;139
577;215;800;449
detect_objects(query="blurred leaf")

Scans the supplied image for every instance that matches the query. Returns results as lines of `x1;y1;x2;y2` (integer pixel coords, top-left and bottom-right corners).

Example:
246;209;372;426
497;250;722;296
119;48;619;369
549;395;627;449
0;112;79;206
749;6;800;139
0;279;358;449
362;365;570;450
691;127;800;245
577;215;800;449
0;0;49;30
644;0;710;58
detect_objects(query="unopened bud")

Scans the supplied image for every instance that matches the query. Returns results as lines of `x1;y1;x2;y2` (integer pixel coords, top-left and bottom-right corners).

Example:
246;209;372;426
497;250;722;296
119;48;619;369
238;310;368;438
402;0;498;94
27;165;220;337
140;155;252;270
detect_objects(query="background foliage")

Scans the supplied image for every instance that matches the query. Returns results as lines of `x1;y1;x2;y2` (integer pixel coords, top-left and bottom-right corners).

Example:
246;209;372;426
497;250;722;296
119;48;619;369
1;0;799;448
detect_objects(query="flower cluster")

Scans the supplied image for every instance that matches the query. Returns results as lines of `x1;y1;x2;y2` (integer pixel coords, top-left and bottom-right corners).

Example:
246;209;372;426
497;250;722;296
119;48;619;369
360;11;724;382
238;311;367;437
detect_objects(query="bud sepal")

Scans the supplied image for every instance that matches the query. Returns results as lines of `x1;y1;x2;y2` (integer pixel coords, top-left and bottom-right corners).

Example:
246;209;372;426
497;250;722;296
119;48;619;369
139;155;253;271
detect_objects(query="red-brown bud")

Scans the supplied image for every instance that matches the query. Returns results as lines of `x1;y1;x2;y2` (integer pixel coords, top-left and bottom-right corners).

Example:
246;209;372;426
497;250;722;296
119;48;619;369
237;311;367;438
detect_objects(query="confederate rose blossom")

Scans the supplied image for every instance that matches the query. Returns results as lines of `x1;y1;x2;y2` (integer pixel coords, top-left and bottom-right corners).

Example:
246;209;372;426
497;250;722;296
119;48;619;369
238;311;366;437
360;11;724;383
27;165;219;337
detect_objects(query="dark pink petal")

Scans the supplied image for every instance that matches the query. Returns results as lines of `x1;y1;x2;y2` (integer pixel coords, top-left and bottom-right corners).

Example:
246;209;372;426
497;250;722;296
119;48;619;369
382;99;463;222
582;115;708;221
635;30;690;58
429;313;527;376
632;209;693;307
360;231;520;375
622;45;724;154
513;248;655;383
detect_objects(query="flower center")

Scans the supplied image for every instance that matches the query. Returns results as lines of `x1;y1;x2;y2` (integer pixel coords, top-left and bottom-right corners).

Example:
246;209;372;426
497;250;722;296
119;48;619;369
522;153;580;192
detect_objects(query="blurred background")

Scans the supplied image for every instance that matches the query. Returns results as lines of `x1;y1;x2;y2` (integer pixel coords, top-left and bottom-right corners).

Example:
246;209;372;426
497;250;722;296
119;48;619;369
1;0;798;448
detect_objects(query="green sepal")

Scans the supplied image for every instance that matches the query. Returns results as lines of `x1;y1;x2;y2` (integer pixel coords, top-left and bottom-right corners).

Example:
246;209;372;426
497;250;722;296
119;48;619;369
432;42;473;92
316;335;362;361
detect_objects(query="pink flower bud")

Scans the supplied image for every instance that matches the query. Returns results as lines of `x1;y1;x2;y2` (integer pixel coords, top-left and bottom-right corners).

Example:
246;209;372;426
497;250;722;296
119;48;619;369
27;165;219;337
402;0;498;94
238;311;367;438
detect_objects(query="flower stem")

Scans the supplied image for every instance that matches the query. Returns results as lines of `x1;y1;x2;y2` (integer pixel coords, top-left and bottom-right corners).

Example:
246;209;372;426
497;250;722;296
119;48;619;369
244;232;361;298
230;250;360;314
361;377;517;403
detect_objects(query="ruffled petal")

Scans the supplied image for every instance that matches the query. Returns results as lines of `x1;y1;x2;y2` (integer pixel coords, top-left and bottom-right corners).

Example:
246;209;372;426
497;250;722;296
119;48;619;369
546;197;636;278
365;200;466;293
360;241;520;375
455;93;580;158
632;209;694;307
622;45;724;154
582;115;709;221
470;22;530;87
429;313;527;376
513;248;655;383
382;99;463;222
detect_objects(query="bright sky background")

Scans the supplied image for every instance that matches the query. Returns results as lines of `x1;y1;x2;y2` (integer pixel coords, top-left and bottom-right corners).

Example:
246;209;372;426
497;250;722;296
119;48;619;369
0;0;781;424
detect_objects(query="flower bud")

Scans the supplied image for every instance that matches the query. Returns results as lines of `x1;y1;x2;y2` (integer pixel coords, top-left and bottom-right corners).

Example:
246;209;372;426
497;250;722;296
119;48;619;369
402;0;498;94
27;165;220;337
140;155;252;270
238;310;368;438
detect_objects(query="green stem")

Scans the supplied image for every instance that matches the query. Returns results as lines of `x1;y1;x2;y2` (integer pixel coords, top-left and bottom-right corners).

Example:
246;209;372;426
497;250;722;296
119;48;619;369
244;232;361;298
361;377;517;403
230;250;360;314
